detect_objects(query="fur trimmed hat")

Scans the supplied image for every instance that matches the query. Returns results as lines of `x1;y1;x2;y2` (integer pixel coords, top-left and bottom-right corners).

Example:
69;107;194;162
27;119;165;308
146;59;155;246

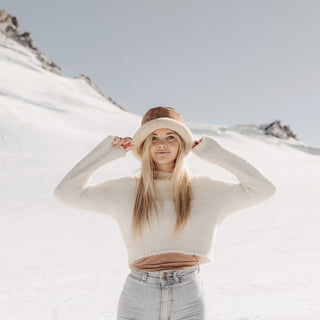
132;106;194;160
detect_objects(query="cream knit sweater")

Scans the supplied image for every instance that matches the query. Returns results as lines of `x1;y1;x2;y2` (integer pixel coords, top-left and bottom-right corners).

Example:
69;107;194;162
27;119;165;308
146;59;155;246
54;135;277;266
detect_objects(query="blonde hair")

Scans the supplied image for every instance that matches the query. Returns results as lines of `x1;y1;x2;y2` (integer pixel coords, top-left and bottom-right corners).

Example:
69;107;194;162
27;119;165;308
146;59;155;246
132;131;194;241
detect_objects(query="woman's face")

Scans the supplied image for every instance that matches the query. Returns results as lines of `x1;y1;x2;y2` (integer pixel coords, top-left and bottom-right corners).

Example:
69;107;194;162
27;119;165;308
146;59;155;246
149;128;180;172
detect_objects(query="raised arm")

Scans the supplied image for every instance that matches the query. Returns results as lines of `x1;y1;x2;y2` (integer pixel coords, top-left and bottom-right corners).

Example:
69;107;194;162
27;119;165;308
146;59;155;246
53;135;128;217
192;135;277;222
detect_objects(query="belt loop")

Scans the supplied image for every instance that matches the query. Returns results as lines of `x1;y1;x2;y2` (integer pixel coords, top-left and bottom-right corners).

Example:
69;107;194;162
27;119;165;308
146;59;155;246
142;271;147;282
173;270;180;283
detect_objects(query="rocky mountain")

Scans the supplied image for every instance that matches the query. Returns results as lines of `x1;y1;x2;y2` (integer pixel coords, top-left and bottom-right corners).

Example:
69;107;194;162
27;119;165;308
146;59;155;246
0;9;128;111
0;9;62;75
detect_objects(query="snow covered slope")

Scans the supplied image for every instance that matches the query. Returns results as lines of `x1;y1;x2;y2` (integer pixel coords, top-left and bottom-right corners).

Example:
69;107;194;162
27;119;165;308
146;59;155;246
1;29;320;320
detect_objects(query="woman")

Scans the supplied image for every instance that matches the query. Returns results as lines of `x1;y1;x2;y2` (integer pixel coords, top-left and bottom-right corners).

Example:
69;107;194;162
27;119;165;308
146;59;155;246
54;106;277;319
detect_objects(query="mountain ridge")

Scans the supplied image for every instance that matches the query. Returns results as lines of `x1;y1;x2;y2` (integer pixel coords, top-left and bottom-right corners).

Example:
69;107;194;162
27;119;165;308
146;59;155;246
0;9;128;111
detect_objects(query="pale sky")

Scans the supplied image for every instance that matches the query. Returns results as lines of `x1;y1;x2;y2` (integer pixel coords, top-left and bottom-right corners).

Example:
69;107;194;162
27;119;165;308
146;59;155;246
2;0;320;148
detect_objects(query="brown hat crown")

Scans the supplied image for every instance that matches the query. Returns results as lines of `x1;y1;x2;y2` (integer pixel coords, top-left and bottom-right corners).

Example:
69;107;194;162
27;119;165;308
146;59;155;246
141;106;184;125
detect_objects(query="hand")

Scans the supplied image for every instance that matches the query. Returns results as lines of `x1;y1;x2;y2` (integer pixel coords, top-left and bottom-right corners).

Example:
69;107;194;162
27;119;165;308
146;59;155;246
192;137;203;148
112;136;134;152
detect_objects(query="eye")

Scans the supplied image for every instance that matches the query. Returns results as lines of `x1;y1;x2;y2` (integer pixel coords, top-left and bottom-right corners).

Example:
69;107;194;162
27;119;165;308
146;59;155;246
168;135;175;140
152;136;157;141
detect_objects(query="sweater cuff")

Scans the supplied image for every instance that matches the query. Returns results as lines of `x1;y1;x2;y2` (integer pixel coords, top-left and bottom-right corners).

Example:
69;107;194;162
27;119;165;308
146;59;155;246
192;135;224;163
89;135;127;167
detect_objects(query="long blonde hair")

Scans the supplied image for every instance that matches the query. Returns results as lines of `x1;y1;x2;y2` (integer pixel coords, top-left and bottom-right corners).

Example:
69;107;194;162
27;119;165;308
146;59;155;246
132;132;194;241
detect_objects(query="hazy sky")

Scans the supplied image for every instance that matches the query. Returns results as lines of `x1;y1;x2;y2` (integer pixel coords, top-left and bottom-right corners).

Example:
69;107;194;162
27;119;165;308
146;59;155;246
2;0;320;148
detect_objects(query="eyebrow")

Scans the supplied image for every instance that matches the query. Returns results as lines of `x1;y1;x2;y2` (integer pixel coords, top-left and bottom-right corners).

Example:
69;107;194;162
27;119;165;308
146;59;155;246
152;132;176;135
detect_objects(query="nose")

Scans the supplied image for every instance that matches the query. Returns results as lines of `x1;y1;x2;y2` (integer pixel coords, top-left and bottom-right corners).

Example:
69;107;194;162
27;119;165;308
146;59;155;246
156;139;167;149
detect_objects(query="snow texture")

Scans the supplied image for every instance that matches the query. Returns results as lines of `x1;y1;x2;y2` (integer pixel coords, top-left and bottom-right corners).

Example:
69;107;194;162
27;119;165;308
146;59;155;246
1;31;320;320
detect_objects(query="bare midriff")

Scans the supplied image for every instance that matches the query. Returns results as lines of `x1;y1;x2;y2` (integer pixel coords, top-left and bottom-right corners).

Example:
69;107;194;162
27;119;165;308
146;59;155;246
129;252;204;271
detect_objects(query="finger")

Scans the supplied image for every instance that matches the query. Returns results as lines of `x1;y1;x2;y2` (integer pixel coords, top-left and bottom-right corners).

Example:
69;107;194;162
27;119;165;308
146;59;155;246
123;139;132;145
113;138;122;147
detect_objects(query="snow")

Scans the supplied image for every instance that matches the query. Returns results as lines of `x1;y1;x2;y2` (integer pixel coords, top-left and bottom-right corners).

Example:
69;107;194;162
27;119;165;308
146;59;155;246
1;34;320;320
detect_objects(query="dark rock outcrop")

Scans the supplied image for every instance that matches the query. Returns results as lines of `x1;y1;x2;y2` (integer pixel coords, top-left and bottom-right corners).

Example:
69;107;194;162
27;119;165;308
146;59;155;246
258;120;298;140
0;9;62;75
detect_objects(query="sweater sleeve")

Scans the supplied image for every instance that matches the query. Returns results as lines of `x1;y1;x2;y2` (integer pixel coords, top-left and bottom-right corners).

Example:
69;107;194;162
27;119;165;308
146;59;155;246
192;135;277;222
53;135;127;218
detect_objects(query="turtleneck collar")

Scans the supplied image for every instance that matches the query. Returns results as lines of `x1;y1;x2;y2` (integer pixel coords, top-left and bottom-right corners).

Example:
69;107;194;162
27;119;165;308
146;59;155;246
155;170;173;180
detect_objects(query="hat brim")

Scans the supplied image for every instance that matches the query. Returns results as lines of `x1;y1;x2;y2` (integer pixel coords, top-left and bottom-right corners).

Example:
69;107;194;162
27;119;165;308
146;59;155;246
131;118;194;160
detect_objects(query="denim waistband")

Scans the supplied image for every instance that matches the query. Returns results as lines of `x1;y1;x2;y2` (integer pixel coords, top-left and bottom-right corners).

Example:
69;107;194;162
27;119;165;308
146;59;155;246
129;265;200;285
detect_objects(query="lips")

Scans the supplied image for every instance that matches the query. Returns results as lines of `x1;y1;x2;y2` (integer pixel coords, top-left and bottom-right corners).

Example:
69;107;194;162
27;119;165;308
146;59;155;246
156;152;168;154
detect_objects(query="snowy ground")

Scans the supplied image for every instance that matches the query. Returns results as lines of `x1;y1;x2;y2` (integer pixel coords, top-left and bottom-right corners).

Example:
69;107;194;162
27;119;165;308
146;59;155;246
1;33;320;320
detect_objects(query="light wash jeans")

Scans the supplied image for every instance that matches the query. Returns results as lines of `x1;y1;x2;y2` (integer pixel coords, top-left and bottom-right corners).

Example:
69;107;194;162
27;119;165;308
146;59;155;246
117;265;206;320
